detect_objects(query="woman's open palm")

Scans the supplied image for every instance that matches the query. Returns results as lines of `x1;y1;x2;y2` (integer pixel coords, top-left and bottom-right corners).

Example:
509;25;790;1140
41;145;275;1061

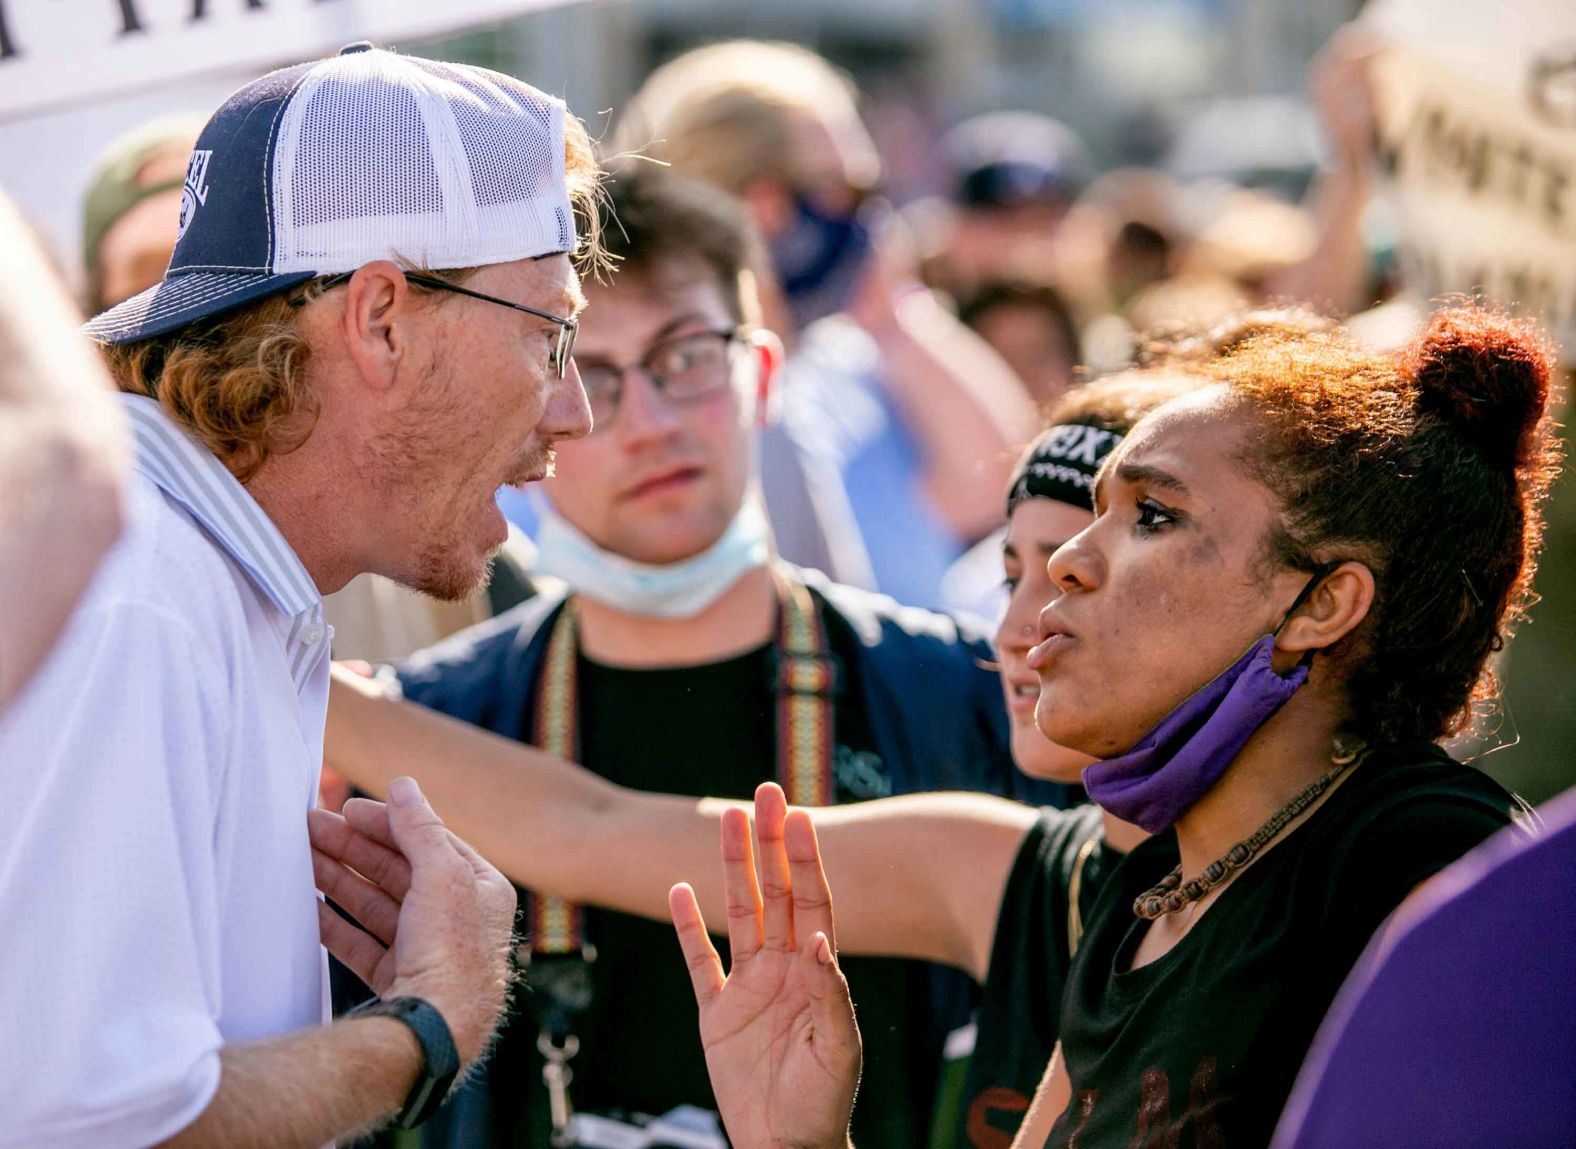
669;783;862;1149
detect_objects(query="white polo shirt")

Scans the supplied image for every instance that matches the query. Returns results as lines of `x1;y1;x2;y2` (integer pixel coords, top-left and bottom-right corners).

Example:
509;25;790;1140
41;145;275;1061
0;395;333;1149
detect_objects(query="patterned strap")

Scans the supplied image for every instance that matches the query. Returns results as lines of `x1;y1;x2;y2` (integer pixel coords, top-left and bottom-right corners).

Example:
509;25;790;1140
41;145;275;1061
528;574;840;956
775;574;838;811
531;600;585;955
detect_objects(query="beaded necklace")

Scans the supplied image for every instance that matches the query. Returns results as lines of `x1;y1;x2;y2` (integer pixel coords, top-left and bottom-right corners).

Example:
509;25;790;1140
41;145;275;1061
1133;741;1367;920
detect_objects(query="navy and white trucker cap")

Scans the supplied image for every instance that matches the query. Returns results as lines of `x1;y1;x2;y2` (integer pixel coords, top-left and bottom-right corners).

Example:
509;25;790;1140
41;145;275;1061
84;42;576;345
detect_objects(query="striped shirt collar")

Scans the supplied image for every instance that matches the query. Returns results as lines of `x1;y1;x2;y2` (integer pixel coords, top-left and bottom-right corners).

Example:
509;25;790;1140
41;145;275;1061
121;394;320;620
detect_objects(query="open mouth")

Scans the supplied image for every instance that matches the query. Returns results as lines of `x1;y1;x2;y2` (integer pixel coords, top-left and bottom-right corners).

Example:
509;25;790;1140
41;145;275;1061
504;469;547;489
503;446;556;488
1005;679;1040;713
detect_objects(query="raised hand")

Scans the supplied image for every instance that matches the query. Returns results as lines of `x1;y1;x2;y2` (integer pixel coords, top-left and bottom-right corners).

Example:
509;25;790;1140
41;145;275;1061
1310;25;1381;168
669;782;862;1149
308;777;518;1065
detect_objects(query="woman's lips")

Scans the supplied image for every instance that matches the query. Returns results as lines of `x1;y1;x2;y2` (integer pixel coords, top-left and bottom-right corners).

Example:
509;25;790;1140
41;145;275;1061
1027;632;1077;670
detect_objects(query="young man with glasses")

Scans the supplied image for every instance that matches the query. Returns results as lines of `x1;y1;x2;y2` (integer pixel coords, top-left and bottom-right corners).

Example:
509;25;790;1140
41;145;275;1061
343;167;1064;1149
613;41;1040;611
0;45;598;1149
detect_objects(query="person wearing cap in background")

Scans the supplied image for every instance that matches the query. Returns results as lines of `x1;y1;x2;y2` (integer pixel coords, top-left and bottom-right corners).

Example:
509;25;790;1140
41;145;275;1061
0;43;599;1149
614;41;1040;612
81;115;206;313
915;111;1092;304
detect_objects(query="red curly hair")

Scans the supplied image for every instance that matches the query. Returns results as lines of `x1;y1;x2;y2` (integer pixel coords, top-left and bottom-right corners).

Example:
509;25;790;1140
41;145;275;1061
1210;303;1562;745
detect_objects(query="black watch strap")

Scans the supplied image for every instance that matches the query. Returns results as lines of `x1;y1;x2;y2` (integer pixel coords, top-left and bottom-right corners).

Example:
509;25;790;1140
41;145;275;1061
346;995;461;1128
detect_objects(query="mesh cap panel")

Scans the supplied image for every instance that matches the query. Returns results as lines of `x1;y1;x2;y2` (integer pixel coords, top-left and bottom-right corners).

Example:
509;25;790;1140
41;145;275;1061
272;50;572;273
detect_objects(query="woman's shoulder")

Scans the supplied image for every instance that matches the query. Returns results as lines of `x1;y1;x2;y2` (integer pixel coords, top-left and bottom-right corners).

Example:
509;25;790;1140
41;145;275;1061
994;806;1108;931
1022;803;1109;882
1304;742;1523;939
1036;801;1107;848
1324;742;1522;845
984;804;1109;989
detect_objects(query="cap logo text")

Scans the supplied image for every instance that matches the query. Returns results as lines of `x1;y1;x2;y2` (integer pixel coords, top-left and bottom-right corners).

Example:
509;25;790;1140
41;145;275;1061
177;149;214;241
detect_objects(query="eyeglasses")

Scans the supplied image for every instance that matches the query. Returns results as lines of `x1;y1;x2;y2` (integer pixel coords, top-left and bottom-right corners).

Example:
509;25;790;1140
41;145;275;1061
295;270;579;379
576;329;744;431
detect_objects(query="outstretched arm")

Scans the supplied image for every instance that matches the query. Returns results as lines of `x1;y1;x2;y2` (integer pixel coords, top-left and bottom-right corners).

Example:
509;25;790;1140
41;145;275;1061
328;665;1037;978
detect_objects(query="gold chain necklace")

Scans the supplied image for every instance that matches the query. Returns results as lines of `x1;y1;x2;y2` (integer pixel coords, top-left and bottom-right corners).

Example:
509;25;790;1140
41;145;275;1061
1133;741;1367;920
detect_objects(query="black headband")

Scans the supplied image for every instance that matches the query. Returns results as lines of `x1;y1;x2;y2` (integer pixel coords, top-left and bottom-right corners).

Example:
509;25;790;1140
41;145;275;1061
1005;421;1124;517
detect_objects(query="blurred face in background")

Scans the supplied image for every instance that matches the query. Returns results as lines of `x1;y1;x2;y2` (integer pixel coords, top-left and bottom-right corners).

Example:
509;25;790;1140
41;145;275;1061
997;497;1099;780
95;187;184;309
944;199;1068;295
544;255;774;564
967;296;1079;409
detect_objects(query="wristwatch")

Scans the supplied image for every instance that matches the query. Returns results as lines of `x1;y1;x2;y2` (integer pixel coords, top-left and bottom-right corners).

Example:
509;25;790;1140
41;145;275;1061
346;995;461;1128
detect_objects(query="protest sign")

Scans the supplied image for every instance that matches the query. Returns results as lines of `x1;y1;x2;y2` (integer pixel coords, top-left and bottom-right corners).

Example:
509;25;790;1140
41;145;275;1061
1365;0;1576;354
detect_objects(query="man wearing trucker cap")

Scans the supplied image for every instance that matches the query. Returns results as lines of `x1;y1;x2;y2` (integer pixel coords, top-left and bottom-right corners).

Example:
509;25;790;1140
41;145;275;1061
0;44;600;1148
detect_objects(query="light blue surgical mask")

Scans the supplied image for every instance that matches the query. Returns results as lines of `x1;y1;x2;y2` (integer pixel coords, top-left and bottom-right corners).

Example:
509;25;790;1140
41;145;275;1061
532;494;771;619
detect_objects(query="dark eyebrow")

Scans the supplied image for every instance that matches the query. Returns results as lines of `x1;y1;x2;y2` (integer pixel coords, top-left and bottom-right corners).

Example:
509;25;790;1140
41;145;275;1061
1114;461;1192;498
572;311;716;366
648;311;714;344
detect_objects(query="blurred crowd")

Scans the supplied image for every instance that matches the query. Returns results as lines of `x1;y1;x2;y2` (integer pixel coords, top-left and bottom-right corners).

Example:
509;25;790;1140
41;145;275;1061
76;27;1414;623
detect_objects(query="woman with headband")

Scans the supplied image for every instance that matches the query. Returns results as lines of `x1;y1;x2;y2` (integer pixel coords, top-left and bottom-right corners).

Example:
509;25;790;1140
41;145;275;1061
323;370;1193;1147
670;304;1555;1149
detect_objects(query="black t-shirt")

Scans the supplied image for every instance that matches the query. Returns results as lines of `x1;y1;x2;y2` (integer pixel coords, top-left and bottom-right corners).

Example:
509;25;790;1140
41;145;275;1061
1041;743;1520;1149
485;630;942;1148
955;803;1115;1149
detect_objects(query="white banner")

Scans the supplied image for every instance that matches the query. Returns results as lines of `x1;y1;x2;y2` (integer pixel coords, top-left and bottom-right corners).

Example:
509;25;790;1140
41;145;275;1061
1371;47;1576;354
0;0;565;122
1363;0;1576;355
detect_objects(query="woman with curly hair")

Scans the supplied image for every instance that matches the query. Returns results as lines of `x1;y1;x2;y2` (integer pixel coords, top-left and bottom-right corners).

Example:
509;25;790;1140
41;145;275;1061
671;303;1559;1149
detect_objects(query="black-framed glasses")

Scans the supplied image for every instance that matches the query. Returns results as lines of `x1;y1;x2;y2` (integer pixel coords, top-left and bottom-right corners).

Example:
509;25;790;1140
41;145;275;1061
575;329;745;431
296;270;579;379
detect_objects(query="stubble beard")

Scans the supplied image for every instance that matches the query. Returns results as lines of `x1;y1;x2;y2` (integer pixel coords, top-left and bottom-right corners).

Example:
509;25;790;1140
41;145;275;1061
412;543;496;603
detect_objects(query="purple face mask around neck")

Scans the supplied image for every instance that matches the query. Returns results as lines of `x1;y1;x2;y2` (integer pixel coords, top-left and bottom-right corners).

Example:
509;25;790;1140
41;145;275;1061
1080;635;1308;834
1079;564;1336;834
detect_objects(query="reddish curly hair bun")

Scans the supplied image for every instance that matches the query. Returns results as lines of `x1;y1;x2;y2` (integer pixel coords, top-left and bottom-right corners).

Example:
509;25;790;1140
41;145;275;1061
1402;305;1557;473
1211;302;1562;744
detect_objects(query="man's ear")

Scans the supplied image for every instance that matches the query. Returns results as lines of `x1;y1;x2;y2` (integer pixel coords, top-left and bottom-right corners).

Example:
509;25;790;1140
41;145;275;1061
1276;561;1376;658
746;328;785;428
338;261;413;395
